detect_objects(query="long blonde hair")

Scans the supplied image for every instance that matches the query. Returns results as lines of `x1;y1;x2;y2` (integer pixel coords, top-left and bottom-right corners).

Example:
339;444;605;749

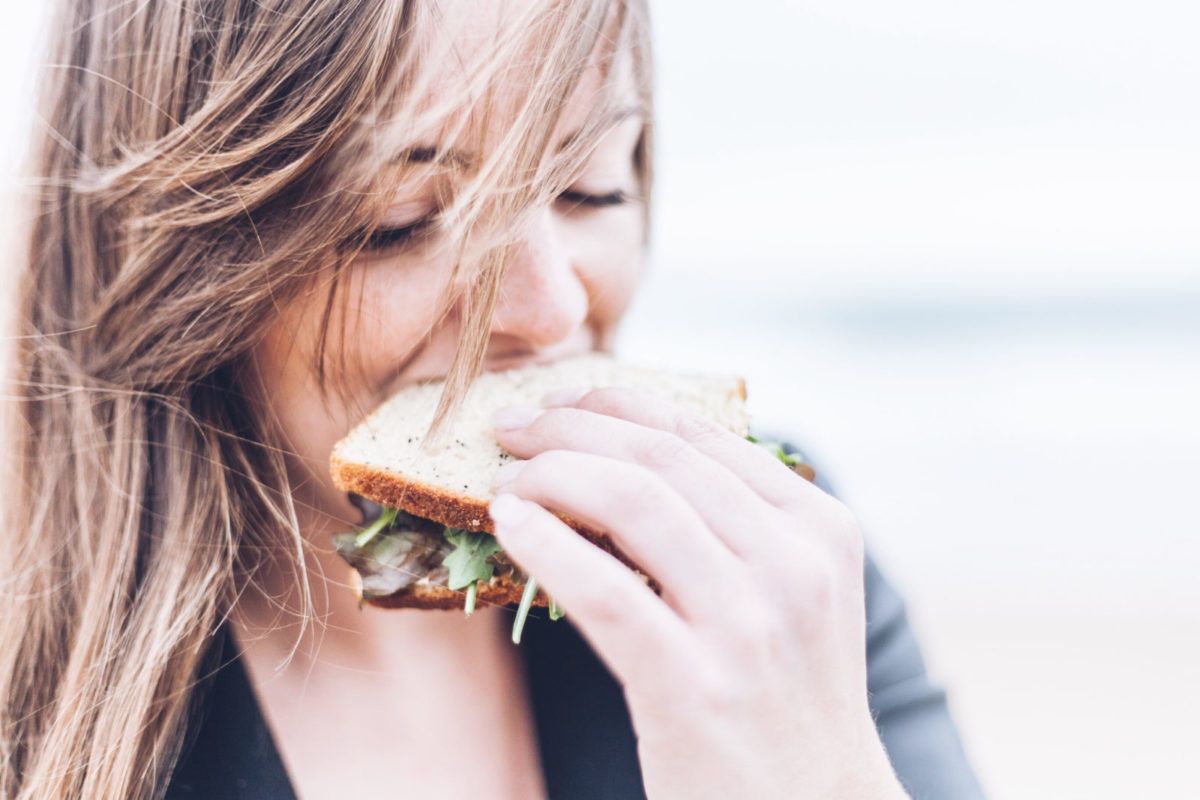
0;1;653;797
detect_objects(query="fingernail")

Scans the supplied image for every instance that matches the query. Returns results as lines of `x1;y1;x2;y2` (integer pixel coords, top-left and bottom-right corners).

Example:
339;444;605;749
493;404;542;431
491;459;526;489
489;492;530;530
540;386;589;408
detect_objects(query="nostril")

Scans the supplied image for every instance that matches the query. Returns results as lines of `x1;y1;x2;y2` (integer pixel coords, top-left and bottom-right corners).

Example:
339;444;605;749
347;492;383;526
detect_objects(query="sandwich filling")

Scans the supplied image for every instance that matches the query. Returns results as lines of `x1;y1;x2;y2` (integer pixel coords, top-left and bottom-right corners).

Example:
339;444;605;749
332;508;560;643
334;436;808;643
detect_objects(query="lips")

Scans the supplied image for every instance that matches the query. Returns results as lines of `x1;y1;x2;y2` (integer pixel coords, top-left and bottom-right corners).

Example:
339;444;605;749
482;348;570;373
384;326;599;396
407;345;593;383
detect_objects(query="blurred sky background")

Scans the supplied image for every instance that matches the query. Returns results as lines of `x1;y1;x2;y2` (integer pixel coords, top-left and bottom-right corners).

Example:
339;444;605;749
2;3;1198;798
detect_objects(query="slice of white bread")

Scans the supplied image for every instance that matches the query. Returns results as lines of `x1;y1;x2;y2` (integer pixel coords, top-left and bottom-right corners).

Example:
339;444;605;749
329;352;750;610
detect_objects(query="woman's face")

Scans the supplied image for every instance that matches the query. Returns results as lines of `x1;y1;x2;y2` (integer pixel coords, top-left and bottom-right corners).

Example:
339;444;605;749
251;23;645;533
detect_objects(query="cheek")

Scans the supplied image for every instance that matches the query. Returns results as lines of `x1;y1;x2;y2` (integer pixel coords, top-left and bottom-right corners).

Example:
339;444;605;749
251;293;361;524
348;250;456;387
250;250;455;521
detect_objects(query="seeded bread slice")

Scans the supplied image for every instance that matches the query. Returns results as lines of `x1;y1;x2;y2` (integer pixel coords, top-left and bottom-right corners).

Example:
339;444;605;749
329;352;750;610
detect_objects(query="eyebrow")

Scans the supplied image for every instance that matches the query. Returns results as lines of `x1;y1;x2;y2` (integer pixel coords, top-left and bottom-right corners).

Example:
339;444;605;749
396;105;644;169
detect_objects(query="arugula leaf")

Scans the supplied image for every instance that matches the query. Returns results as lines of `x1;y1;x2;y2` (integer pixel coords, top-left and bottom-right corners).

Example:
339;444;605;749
442;528;501;589
511;578;539;644
354;506;398;548
442;527;502;616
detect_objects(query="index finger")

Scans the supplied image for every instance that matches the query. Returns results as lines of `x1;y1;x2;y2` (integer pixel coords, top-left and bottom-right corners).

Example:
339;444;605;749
488;492;693;678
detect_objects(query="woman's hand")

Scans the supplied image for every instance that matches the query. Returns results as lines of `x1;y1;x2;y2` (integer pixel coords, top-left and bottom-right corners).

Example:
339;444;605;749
488;387;908;800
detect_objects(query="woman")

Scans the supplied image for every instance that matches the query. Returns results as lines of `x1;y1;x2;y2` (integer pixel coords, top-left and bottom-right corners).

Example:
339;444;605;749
1;1;984;798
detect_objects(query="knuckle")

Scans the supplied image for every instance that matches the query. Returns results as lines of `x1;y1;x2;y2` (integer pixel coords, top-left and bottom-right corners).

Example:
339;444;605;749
793;544;864;628
767;541;840;621
614;465;667;512
764;505;799;538
577;385;626;415
674;412;724;448
777;478;821;516
635;430;692;469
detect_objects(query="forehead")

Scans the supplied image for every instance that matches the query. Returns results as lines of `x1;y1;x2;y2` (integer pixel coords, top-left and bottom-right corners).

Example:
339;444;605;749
414;0;638;156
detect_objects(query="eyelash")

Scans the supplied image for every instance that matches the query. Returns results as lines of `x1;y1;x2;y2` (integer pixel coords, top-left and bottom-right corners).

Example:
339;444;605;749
556;188;632;209
362;190;631;252
364;218;434;251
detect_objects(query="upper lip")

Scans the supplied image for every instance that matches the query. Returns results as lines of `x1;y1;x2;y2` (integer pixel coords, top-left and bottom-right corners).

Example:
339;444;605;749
392;346;585;390
482;349;565;372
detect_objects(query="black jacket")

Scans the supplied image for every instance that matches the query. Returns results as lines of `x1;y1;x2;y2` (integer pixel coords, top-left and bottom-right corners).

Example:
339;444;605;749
167;450;986;799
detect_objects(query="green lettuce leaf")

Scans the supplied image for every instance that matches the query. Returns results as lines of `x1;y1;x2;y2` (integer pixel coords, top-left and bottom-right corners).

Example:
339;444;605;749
442;528;501;591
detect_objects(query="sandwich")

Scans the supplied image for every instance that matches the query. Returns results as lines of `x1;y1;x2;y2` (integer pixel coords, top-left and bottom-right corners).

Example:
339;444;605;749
329;352;813;642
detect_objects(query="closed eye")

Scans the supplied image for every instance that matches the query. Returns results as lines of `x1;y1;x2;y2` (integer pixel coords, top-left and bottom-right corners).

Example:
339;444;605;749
363;217;435;251
360;189;630;253
556;189;632;209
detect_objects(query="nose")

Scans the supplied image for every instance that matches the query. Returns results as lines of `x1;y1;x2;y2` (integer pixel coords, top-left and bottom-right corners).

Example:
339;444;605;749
487;205;588;349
